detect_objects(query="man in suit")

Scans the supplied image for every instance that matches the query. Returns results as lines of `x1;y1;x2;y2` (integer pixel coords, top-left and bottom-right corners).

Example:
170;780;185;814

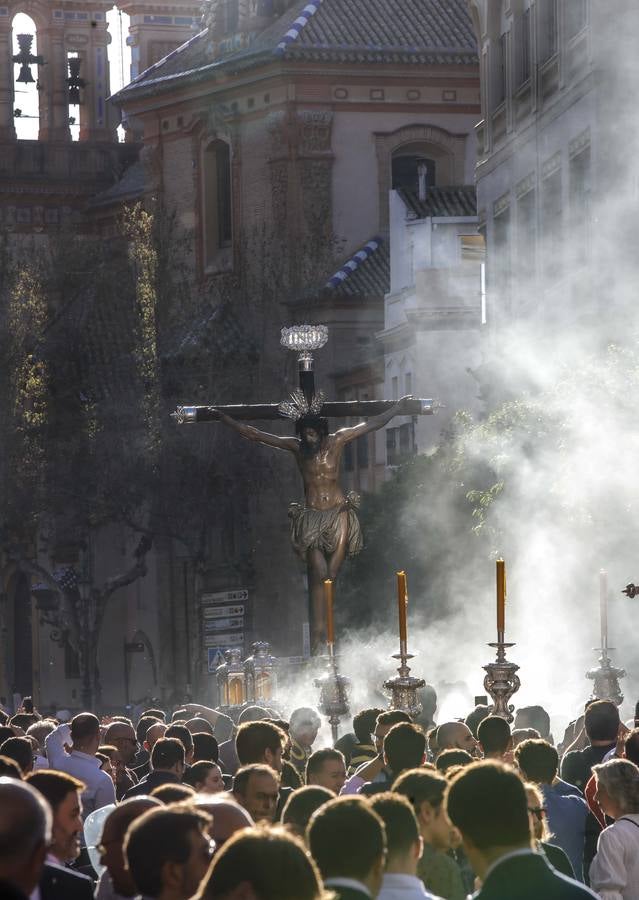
445;761;599;900
26;770;94;900
0;778;52;900
124;805;214;900
122;737;185;799
307;795;387;899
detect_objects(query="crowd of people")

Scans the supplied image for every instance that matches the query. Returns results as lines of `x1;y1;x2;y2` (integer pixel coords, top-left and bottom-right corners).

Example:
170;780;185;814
1;691;639;900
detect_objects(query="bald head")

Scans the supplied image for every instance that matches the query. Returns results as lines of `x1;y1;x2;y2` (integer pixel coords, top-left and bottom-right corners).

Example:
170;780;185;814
0;777;52;894
104;722;138;765
100;797;161;896
196;797;253;849
144;722;166;752
436;722;477;757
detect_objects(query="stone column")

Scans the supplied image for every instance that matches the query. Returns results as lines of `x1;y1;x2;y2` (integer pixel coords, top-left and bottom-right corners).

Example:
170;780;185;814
39;26;70;141
80;16;114;142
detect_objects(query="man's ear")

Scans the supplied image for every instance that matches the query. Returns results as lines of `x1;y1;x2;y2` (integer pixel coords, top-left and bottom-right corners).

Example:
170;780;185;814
163;860;182;890
143;740;150;753
413;836;424;861
417;800;434;826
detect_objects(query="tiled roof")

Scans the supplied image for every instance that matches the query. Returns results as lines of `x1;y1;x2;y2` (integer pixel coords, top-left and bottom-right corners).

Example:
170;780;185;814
324;236;390;298
282;0;477;64
114;0;477;101
398;185;477;219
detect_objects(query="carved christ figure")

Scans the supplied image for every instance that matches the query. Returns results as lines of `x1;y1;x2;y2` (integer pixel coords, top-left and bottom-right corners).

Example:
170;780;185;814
212;397;409;650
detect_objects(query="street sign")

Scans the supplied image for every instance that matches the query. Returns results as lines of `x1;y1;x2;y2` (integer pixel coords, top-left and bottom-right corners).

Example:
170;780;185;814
203;617;243;633
202;604;245;619
201;589;248;604
204;632;244;648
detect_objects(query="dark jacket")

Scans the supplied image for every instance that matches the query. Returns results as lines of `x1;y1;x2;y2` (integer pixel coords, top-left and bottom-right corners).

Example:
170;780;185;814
39;863;93;900
475;851;599;900
0;880;28;900
122;769;179;799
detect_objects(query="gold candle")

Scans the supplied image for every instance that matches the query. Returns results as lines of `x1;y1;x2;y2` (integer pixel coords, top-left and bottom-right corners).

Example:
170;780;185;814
324;579;335;645
496;558;506;636
397;571;408;644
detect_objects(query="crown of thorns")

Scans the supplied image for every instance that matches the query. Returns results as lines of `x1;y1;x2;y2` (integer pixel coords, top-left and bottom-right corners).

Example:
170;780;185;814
278;389;325;422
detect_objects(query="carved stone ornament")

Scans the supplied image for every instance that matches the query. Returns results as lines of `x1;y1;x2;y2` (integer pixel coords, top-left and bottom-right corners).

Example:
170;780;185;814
297;110;333;154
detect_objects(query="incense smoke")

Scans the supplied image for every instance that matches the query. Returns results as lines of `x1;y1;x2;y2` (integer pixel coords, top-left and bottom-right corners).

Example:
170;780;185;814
277;8;639;741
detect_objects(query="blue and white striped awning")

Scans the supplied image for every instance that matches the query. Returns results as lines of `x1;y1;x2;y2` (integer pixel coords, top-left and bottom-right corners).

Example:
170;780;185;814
325;237;383;289
275;0;324;55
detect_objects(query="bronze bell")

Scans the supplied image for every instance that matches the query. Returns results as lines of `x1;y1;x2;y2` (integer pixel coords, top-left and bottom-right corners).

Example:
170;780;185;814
13;34;43;84
68;57;86;104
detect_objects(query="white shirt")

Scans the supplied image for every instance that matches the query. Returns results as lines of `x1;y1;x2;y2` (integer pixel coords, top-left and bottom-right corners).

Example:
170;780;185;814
378;873;440;900
45;723;116;816
590;815;639;900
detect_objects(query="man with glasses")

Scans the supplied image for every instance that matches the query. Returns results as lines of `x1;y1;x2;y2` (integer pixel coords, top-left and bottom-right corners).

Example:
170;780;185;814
124;805;214;900
103;722;140;770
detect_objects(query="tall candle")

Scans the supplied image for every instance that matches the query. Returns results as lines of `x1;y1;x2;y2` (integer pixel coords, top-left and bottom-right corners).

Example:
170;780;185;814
496;559;506;636
600;569;608;649
324;579;334;645
397;571;408;644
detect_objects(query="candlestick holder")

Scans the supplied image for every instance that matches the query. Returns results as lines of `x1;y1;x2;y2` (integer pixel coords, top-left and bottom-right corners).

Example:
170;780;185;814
383;640;426;717
483;635;521;722
314;644;350;744
586;648;625;706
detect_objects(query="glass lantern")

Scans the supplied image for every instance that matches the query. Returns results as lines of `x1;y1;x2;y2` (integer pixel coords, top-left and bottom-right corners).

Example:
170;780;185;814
244;642;278;704
216;648;247;708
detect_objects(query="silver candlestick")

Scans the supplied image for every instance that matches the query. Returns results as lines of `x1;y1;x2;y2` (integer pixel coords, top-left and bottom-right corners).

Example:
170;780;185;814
314;643;350;744
587;651;625;706
483;630;521;722
383;639;425;717
587;570;625;705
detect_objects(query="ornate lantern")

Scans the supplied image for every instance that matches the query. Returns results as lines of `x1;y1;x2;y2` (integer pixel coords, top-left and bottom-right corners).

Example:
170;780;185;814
216;648;247;708
244;641;278;704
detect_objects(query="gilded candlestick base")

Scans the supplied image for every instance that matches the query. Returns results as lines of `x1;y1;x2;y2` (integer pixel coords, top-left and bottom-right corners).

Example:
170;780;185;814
483;641;521;723
315;647;350;744
383;643;426;717
587;649;625;706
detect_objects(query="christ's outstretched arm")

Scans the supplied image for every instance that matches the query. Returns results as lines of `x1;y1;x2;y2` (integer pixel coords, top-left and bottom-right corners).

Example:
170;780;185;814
214;410;299;453
333;396;411;446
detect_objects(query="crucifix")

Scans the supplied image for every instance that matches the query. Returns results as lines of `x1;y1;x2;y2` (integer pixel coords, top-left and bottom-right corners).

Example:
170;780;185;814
172;325;438;653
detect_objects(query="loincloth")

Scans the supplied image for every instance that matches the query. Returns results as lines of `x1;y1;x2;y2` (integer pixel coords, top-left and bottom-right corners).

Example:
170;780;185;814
288;491;363;558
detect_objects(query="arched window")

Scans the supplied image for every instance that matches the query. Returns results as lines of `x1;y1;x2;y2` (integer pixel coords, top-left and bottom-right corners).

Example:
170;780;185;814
67;50;81;141
202;139;233;267
11;13;41;140
392;154;436;193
